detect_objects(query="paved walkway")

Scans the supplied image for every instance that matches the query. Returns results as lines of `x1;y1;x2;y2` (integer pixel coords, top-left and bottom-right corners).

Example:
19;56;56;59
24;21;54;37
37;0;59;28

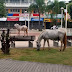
0;59;72;72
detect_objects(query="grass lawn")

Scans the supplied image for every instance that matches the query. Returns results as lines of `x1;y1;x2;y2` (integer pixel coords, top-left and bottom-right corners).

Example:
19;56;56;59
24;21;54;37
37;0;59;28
0;47;72;65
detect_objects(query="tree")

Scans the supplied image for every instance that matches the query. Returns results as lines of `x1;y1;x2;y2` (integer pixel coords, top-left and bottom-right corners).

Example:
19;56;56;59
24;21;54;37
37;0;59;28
46;0;59;25
46;0;66;22
0;0;6;17
28;0;45;30
67;3;72;19
58;1;66;14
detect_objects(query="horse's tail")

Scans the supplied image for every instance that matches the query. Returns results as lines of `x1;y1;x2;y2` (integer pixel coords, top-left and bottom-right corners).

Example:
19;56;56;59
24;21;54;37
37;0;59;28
63;33;67;51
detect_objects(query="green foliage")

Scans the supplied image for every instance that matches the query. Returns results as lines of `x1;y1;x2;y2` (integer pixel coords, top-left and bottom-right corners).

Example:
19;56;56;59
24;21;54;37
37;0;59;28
58;1;66;14
46;2;54;13
0;0;6;17
28;0;45;14
46;1;66;14
28;0;45;30
67;3;72;19
53;0;59;14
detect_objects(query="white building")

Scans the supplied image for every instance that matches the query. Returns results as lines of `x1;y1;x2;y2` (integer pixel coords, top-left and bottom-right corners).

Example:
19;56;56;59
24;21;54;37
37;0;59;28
4;0;48;13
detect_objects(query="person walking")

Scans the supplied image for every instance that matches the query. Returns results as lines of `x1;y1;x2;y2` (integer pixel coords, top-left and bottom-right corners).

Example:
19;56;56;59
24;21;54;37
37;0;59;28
51;24;58;30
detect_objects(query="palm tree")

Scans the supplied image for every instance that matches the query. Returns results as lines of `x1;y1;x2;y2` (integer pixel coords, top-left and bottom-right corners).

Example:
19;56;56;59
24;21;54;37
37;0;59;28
28;0;45;30
58;1;66;13
46;0;66;22
46;0;59;25
67;3;72;19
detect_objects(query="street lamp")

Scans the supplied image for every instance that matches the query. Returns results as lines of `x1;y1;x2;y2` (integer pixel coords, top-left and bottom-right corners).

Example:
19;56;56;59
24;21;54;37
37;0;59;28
24;10;27;26
24;10;30;30
61;7;64;28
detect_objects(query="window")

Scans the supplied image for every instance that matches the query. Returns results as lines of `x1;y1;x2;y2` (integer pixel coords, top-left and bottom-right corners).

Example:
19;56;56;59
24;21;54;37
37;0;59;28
22;0;24;2
24;0;28;3
6;0;8;3
29;0;32;3
10;9;13;12
10;0;20;3
18;9;20;12
10;9;20;13
22;9;25;13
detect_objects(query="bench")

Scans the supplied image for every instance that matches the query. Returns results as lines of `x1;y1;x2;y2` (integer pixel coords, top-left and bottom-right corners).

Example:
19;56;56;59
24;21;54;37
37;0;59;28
10;36;35;48
67;36;72;46
53;41;59;47
53;35;72;47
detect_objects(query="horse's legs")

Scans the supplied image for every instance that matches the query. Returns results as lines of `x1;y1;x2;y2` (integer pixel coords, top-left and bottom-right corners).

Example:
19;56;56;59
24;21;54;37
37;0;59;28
24;31;25;36
60;40;63;51
26;29;28;36
63;44;66;51
18;31;20;36
47;39;50;50
43;39;46;50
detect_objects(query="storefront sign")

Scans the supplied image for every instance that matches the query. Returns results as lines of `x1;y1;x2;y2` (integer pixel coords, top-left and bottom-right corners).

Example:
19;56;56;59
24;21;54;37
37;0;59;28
0;18;7;21
33;14;39;16
19;13;29;17
19;17;30;21
31;13;44;18
44;19;51;22
7;17;19;21
31;18;44;21
8;13;19;16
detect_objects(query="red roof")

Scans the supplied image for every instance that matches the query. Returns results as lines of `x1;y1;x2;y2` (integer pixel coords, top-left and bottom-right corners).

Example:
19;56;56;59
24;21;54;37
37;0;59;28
13;14;19;16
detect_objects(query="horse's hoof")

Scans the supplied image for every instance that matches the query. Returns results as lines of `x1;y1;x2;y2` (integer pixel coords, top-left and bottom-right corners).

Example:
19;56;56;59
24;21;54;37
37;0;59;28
60;49;61;51
48;48;50;50
63;49;65;51
43;49;44;50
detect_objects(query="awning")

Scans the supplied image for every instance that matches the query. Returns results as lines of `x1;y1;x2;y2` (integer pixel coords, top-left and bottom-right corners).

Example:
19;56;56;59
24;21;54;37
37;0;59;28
8;13;19;16
33;14;39;16
19;17;30;21
0;18;7;21
8;13;13;16
7;17;19;21
13;14;19;16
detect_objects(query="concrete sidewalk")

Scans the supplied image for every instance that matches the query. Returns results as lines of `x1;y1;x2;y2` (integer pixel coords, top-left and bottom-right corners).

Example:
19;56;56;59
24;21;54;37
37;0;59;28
0;59;72;72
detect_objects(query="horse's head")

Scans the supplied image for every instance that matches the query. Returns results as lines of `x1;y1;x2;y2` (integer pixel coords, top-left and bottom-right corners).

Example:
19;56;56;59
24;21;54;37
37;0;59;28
36;41;41;51
14;24;19;28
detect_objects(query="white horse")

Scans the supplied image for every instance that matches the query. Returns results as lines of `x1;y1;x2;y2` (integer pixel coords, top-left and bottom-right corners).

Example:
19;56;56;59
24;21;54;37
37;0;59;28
14;23;28;36
36;28;67;51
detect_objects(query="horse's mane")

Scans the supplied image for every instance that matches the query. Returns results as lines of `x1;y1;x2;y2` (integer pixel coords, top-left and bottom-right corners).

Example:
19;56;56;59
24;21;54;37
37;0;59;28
37;30;47;42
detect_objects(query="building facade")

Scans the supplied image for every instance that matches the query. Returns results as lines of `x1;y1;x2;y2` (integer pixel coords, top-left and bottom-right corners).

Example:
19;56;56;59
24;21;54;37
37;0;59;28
4;0;48;14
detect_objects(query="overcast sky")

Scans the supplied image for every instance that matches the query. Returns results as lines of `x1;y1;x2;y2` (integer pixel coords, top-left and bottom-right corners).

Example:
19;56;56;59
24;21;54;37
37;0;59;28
51;0;70;2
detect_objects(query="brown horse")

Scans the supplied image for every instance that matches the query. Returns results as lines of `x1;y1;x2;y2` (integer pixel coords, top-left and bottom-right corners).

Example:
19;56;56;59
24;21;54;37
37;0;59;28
14;23;28;36
36;28;67;51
